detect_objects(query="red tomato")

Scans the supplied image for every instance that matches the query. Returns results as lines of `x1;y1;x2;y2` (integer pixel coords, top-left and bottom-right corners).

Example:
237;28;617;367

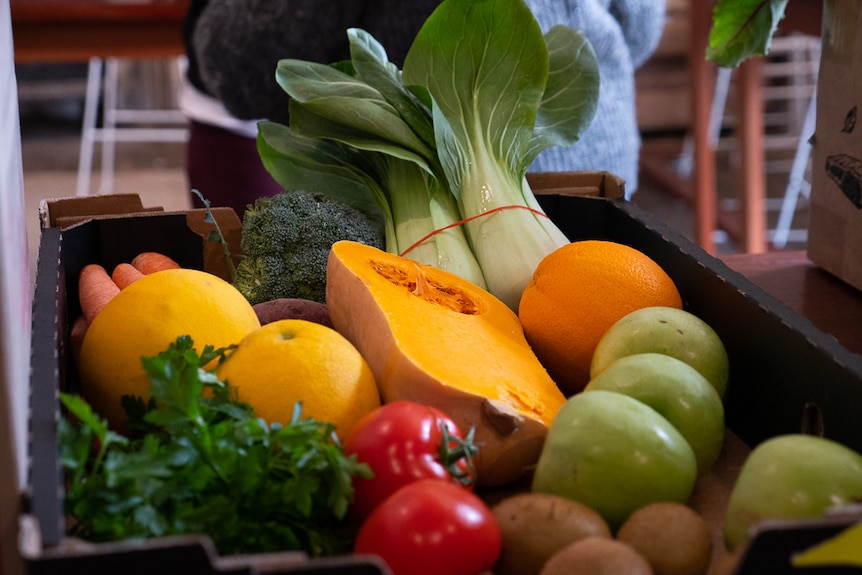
343;400;477;522
353;479;501;575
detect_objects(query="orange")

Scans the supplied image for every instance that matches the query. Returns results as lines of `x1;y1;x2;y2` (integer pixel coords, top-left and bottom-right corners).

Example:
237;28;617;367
518;240;682;394
215;319;381;440
78;268;261;431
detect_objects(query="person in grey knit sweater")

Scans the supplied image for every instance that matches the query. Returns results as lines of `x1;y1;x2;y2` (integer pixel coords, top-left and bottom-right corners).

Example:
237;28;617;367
525;0;666;194
182;0;664;215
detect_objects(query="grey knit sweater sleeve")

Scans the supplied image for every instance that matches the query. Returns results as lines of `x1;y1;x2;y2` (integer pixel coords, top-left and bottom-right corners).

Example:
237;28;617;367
610;0;667;68
524;0;666;195
191;0;440;125
192;1;363;124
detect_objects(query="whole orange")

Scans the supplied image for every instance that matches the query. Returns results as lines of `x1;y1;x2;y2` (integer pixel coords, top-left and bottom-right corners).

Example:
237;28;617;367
518;240;682;394
78;268;261;431
215;319;381;440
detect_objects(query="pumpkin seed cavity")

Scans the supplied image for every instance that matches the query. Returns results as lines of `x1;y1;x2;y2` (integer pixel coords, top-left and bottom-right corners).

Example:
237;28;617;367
372;259;479;315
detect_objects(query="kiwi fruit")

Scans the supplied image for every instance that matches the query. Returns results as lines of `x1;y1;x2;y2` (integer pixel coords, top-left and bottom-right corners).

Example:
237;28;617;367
491;492;612;575
538;537;653;575
616;501;713;575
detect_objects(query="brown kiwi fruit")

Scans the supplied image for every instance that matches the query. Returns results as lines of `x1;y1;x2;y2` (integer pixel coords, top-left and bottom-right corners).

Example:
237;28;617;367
616;502;713;575
491;492;612;575
538;537;653;575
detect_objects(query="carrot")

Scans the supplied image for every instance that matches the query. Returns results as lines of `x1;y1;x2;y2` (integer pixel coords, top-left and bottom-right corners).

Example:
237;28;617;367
131;251;181;275
78;263;121;324
111;262;145;290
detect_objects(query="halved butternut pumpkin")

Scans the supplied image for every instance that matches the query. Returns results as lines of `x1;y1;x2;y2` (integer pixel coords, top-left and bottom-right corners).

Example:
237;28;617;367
326;240;566;487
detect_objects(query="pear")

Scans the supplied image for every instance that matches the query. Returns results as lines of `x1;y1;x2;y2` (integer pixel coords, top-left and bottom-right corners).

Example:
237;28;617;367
724;434;862;551
591;306;729;399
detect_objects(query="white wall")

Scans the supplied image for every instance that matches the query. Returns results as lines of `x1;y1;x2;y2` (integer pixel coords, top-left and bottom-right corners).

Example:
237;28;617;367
0;0;30;573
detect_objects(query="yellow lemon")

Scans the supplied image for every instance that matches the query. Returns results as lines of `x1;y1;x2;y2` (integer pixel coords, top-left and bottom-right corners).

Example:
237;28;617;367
216;319;381;440
79;268;261;430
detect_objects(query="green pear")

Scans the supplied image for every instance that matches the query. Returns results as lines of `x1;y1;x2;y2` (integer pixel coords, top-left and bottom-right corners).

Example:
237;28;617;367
724;434;862;551
532;390;697;530
584;352;725;473
590;306;730;398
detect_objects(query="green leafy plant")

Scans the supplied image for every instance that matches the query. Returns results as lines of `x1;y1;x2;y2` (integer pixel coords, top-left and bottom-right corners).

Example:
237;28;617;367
257;0;600;310
707;0;791;68
59;335;370;557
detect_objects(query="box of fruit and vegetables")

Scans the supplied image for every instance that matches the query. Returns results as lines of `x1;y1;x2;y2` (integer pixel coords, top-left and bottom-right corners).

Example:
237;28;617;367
23;0;862;574
24;171;862;575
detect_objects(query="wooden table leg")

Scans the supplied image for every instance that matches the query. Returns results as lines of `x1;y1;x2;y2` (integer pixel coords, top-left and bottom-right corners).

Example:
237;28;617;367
691;0;718;254
736;57;768;253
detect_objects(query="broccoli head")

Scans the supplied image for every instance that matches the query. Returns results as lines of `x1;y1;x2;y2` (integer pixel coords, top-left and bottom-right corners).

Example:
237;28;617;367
235;190;385;305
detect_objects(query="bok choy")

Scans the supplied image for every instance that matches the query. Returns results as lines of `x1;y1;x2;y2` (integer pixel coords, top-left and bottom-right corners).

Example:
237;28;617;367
257;0;599;310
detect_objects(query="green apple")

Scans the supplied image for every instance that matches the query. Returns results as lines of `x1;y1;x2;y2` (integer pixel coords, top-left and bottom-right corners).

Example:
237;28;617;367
584;352;725;473
590;306;730;399
531;390;698;530
724;434;862;551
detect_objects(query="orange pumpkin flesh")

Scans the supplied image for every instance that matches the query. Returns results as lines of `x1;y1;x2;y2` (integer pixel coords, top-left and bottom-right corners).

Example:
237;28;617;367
326;240;566;487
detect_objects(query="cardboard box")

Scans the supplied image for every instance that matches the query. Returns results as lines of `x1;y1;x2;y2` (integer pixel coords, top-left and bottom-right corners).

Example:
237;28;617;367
37;193;244;285
808;0;862;292
23;174;862;574
26;195;393;575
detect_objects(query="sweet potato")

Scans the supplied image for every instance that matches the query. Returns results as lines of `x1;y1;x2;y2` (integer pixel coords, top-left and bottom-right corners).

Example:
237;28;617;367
252;298;333;329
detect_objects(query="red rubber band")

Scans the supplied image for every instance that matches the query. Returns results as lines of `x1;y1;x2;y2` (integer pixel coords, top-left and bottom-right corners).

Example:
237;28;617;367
399;204;550;257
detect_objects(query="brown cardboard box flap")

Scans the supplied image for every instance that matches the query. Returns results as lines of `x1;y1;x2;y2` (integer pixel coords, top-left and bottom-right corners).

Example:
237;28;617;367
38;194;242;282
39;194;161;230
807;0;862;293
526;170;626;199
184;208;244;282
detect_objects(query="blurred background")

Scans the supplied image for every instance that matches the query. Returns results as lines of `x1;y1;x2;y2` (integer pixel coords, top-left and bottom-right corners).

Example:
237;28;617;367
13;0;822;288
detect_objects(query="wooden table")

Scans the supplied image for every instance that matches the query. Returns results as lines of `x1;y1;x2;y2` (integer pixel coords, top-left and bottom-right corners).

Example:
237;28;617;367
10;0;189;63
722;250;862;356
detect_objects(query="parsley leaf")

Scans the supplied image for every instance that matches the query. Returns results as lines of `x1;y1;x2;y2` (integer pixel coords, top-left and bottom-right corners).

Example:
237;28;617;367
59;335;371;556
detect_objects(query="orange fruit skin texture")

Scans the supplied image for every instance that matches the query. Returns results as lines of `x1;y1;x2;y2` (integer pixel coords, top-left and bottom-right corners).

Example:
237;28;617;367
518;240;683;395
78;268;262;431
216;319;381;441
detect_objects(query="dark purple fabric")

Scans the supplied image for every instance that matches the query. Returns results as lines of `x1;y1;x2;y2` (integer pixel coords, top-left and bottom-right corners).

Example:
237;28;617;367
186;119;283;220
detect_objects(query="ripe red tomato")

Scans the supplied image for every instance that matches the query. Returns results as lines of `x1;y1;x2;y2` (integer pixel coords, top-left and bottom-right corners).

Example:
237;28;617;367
353;478;501;575
342;400;477;521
